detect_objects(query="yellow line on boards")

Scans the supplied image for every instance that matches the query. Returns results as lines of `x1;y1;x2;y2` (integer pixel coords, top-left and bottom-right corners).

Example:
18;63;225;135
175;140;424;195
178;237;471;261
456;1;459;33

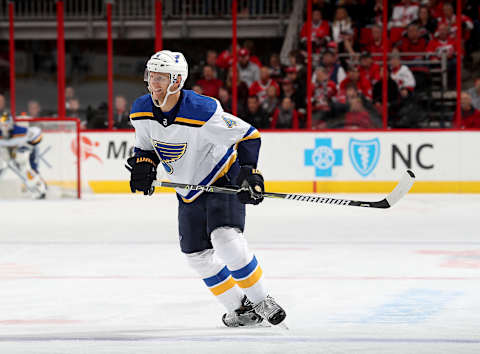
87;181;480;194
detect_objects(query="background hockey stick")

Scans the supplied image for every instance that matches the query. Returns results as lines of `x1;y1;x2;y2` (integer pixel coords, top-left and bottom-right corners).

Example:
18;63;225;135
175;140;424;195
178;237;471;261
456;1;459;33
152;170;415;209
6;160;43;196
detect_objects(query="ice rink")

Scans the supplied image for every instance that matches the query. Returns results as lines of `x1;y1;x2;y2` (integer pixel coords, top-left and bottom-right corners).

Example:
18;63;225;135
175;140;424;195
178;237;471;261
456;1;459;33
0;192;479;353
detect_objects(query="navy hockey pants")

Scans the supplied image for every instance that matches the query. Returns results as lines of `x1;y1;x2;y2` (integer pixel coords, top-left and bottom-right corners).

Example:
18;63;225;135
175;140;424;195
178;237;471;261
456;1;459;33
177;191;246;254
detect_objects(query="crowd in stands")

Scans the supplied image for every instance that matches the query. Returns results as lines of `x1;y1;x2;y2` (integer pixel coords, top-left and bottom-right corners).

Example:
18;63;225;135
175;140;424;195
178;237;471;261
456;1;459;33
187;0;480;129
1;0;480;130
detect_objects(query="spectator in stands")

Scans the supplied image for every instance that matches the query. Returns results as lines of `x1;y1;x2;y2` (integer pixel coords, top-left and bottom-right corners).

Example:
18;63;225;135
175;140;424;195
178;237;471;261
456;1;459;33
364;24;386;62
280;78;297;103
455;92;480;128
237;48;260;88
467;78;480;110
196;65;223;98
321;49;346;87
216;45;235;70
271;97;299;129
65;86;75;99
243;40;262;68
27;100;42;118
427;23;457;87
390;0;419;29
205;50;222;80
218;87;232;113
426;23;456;60
288;50;305;75
65;86;78;111
345;97;379;129
312;66;336;129
340;65;373;100
336;28;358;59
86;102;108;129
243;96;269;129
396;23;428;61
359;52;381;86
300;8;331;51
192;50;223;83
192;84;204;95
225;67;249;109
371;0;384;26
388;53;426;127
66;98;84;127
284;66;306;111
428;0;444;19
331;7;353;44
314;0;334;20
437;2;474;39
0;94;6;113
412;5;438;40
113;95;131;129
268;53;285;81
331;84;381;128
390;53;416;98
372;66;401;117
261;85;280;119
249;67;280;104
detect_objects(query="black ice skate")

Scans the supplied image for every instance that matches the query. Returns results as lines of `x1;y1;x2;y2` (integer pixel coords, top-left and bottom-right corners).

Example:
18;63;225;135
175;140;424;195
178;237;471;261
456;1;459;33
222;296;263;327
253;295;286;326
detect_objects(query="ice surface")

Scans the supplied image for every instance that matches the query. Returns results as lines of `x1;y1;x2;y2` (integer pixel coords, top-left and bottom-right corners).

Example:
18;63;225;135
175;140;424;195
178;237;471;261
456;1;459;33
0;193;479;353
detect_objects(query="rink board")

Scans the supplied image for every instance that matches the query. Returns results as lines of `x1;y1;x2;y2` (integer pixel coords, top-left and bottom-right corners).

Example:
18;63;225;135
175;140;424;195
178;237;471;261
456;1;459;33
70;131;480;193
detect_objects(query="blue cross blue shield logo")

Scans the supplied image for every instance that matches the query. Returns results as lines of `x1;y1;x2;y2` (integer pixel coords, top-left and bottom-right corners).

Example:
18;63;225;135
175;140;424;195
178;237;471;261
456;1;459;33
348;138;380;177
305;138;343;177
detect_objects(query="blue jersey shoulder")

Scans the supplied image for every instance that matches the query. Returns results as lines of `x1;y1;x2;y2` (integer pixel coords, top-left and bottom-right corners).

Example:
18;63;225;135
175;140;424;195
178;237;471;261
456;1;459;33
11;125;28;137
0;125;27;139
130;94;153;118
177;90;218;123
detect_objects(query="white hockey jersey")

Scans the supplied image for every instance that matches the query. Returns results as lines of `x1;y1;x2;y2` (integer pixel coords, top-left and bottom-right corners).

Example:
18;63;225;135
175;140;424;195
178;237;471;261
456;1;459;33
0;125;42;147
390;65;416;91
130;90;260;203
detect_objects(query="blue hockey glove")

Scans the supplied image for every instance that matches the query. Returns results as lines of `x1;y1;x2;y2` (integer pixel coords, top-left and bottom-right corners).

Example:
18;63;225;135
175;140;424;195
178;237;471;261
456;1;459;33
236;166;264;205
125;156;157;196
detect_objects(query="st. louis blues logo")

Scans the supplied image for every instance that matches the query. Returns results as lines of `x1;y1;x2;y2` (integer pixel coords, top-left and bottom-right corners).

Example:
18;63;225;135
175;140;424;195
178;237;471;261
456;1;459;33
348;138;380;177
222;114;237;128
152;139;187;174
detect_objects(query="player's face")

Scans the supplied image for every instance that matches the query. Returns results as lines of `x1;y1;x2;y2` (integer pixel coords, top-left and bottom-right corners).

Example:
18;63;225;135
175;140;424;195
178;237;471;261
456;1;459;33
149;72;170;101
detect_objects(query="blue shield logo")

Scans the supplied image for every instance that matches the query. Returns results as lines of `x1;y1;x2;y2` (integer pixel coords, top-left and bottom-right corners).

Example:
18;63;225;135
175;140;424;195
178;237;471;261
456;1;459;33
348;138;380;177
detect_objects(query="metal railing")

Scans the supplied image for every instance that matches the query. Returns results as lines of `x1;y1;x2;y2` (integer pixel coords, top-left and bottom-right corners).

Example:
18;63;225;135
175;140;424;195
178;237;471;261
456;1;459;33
314;52;448;90
0;0;293;20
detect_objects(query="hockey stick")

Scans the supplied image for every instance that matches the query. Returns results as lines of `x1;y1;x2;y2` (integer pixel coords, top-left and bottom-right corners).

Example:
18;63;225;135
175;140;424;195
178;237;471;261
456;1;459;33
152;170;415;209
6;160;43;196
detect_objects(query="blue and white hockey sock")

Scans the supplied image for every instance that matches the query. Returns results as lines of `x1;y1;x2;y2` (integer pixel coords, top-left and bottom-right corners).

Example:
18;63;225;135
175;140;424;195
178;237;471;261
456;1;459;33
211;227;268;304
185;249;244;312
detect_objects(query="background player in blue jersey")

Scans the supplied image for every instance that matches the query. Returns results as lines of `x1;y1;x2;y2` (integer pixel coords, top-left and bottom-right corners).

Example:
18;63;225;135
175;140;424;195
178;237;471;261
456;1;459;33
126;50;286;327
0;112;46;199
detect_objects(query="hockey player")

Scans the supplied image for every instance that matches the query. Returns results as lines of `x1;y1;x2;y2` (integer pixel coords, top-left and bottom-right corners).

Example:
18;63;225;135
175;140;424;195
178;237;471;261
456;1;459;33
126;50;286;327
0;112;46;199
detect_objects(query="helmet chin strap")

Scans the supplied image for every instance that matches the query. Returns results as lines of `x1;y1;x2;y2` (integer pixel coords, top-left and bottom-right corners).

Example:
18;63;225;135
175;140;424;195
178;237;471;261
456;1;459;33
150;75;181;108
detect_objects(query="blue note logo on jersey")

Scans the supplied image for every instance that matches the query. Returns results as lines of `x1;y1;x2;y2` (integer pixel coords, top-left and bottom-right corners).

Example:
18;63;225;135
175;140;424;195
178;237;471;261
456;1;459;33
152;140;187;174
348;138;380;177
222;115;237;128
305;138;343;177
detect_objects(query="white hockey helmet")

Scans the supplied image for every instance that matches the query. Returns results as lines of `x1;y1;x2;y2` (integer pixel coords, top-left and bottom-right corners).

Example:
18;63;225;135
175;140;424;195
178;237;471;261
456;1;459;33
144;50;188;108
